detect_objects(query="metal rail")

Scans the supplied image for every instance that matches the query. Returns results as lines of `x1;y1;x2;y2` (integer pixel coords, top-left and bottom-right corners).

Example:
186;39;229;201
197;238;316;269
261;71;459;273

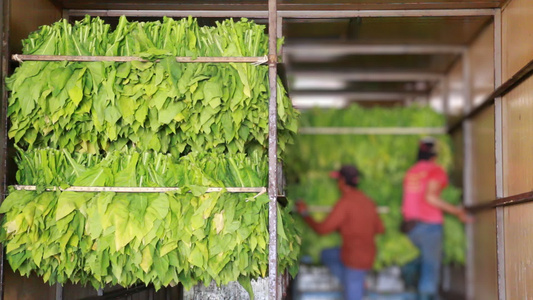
13;185;267;194
299;127;446;135
12;54;268;64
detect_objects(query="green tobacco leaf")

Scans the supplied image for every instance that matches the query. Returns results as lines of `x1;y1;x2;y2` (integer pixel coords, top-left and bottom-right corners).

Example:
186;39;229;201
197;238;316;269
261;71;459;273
56;192;92;220
140;245;153;273
213;212;224;234
188;242;207;268
238;276;254;300
73;167;113;187
0;191;34;214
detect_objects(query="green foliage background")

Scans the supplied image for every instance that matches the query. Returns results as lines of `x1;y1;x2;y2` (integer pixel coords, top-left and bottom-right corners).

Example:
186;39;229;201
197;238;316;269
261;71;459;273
286;105;466;269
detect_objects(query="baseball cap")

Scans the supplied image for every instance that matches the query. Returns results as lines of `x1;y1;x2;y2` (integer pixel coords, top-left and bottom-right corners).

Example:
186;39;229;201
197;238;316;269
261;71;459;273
417;137;437;159
330;165;360;186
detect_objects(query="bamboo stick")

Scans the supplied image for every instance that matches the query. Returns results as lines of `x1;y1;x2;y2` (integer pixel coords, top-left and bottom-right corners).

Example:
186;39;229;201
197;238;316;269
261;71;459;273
12;54;268;64
13;185;266;194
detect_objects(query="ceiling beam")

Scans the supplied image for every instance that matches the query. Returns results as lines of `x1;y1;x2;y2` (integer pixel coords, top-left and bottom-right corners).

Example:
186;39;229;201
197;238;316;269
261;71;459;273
67;8;495;18
291;71;444;82
284;43;466;55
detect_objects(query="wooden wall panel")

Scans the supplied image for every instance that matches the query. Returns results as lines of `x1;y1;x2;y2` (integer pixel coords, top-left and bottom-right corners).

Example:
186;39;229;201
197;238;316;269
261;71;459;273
501;76;533;196
450;129;464;188
3;268;57;300
467;21;497;300
504;202;533;300
10;0;61;54
500;1;533;298
471;106;495;204
502;0;533;81
447;57;465;116
470;23;494;106
472;209;497;300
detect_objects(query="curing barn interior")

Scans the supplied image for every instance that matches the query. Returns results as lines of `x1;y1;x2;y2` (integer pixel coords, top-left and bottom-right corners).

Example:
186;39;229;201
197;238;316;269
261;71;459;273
1;0;532;299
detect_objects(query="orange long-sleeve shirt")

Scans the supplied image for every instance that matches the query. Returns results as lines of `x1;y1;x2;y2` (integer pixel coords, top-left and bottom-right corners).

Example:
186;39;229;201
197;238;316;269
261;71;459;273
304;188;385;269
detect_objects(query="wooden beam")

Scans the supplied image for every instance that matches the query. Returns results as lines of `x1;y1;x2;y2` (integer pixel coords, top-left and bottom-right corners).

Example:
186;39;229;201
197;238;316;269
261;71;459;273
292;70;444;82
285;43;466;55
292;90;427;100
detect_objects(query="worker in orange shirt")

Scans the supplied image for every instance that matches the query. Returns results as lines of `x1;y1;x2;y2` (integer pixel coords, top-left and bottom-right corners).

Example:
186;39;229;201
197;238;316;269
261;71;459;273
297;165;385;300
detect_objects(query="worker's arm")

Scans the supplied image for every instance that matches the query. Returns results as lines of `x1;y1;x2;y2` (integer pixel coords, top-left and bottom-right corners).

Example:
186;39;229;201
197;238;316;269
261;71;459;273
425;180;471;223
297;200;344;235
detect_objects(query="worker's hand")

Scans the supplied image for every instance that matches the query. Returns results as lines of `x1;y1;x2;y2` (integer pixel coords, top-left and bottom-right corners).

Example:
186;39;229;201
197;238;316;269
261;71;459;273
295;199;309;216
456;206;474;223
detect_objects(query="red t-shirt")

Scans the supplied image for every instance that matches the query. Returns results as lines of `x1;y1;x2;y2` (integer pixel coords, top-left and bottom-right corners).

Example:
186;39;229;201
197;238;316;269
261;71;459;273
402;160;449;224
304;188;385;269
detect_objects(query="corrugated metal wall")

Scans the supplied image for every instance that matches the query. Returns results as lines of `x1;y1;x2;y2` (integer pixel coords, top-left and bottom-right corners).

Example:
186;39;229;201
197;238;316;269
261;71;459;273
501;0;533;298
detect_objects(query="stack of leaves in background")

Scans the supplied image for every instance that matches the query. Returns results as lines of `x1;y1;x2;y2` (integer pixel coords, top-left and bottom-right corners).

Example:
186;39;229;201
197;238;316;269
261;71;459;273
1;16;300;292
286;105;465;269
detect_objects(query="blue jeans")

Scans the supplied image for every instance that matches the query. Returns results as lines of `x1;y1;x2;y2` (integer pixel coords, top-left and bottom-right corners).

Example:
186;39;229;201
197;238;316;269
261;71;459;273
321;248;367;300
404;223;443;299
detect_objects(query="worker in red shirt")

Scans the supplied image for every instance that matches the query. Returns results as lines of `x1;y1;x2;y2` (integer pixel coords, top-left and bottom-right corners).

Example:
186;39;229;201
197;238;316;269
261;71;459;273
297;165;385;300
401;137;471;300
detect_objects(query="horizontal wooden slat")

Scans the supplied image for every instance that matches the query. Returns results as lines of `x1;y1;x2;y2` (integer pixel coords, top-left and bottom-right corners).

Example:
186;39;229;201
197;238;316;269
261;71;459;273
60;0;506;11
466;191;533;213
308;204;390;214
299;127;446;135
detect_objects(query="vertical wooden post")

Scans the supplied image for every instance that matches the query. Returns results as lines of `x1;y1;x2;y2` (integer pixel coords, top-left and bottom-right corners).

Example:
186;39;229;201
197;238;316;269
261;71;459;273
267;0;279;299
493;8;506;300
0;0;10;298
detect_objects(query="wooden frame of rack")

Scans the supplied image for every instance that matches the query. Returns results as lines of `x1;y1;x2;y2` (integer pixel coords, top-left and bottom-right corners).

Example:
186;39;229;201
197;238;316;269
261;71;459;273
3;4;283;300
0;3;512;300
